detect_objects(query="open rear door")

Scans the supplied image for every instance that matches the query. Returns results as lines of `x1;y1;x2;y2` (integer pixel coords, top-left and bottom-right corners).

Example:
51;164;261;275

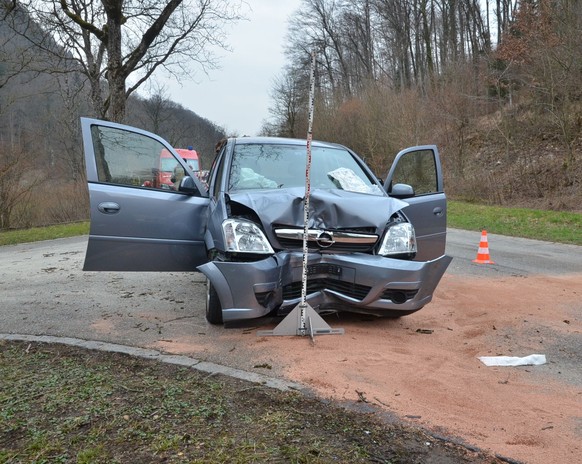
81;117;209;271
384;145;447;262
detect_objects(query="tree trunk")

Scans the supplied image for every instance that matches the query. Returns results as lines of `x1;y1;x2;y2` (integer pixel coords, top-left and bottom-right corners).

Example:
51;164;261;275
103;0;126;122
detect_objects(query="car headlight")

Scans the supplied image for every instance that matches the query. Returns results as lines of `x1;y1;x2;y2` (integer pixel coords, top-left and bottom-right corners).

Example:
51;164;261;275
378;222;417;257
222;219;274;254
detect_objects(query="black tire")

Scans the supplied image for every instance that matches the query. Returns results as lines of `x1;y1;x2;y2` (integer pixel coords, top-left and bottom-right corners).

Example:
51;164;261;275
205;279;223;325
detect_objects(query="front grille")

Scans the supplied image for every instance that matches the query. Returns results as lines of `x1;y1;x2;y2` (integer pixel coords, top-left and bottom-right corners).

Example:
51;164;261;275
281;280;419;304
307;263;342;276
275;227;378;253
277;238;377;252
282;278;371;301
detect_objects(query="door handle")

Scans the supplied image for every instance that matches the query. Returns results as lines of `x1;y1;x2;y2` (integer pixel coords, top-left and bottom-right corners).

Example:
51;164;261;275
433;207;443;217
98;202;120;214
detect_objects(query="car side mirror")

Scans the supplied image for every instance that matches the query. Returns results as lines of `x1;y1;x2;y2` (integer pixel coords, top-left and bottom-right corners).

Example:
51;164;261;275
389;183;415;199
178;176;199;195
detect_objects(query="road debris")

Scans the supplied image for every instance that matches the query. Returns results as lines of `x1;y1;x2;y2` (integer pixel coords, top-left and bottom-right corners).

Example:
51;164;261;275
478;354;547;367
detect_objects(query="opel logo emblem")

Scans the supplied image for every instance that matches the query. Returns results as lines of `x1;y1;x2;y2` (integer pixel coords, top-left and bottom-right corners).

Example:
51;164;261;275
316;231;335;248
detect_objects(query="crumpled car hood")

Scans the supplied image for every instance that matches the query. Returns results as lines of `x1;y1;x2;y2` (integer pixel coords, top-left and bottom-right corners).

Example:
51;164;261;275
228;187;408;231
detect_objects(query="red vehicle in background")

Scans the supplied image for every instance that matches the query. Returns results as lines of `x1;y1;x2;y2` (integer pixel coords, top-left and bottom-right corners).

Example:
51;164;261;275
157;147;200;189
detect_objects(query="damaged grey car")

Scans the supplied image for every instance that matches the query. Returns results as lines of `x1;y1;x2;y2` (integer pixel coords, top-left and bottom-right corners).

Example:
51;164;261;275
81;118;452;325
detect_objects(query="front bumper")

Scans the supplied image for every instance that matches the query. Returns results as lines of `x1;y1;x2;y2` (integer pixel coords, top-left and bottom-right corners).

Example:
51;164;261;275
198;252;452;322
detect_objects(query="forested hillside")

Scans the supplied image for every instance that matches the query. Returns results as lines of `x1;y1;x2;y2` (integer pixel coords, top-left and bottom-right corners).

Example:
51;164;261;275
0;3;226;230
1;0;581;231
263;0;582;212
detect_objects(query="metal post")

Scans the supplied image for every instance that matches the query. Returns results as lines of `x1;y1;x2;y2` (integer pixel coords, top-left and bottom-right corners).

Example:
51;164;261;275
258;50;344;340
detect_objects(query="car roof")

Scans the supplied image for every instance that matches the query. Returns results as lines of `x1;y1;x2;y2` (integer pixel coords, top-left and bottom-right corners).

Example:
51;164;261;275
230;136;346;150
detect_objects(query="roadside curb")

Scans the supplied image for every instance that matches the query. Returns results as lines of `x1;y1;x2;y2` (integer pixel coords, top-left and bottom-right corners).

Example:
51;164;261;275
0;333;309;394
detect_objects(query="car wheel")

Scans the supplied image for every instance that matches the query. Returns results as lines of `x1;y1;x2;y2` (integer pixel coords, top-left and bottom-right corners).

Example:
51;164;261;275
205;278;223;325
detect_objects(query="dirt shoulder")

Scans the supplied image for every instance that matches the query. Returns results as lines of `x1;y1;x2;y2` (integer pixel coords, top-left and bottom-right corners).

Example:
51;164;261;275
154;273;582;464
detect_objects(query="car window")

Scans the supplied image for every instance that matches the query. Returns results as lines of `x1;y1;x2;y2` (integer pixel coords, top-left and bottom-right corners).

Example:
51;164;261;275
161;157;199;172
228;143;382;195
390;149;438;195
210;146;227;197
90;125;185;191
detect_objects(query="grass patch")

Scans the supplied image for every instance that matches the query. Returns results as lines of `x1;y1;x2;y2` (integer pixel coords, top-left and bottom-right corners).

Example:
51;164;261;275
1;204;581;248
0;341;498;464
448;201;582;245
0;222;89;246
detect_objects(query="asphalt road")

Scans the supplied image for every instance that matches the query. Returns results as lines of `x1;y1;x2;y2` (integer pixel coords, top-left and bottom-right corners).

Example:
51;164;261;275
2;230;581;345
445;228;582;276
0;235;212;346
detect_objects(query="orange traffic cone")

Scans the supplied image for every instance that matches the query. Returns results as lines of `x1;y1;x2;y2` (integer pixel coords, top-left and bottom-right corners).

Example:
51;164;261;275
473;230;495;264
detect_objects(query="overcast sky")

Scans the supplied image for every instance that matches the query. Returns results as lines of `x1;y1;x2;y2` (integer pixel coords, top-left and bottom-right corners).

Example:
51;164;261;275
163;0;302;137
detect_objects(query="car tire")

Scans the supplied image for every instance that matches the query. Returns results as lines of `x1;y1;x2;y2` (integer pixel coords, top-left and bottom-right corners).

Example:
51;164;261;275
205;278;223;325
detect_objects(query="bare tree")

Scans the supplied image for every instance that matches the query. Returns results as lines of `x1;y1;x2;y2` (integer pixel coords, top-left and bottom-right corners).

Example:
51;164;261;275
286;0;353;97
4;0;244;122
132;82;174;135
341;0;376;87
266;67;310;138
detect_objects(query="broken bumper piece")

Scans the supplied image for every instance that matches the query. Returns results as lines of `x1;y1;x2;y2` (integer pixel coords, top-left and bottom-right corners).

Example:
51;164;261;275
198;252;452;322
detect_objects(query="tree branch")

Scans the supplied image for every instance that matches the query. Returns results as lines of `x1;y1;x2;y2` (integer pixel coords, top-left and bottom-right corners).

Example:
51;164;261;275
59;0;107;42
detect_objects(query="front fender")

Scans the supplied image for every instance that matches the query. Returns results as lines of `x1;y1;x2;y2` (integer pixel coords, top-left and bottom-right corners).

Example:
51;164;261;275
198;255;285;322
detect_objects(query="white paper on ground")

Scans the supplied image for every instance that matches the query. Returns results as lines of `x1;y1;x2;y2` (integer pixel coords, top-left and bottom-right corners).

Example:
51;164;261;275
478;354;547;367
